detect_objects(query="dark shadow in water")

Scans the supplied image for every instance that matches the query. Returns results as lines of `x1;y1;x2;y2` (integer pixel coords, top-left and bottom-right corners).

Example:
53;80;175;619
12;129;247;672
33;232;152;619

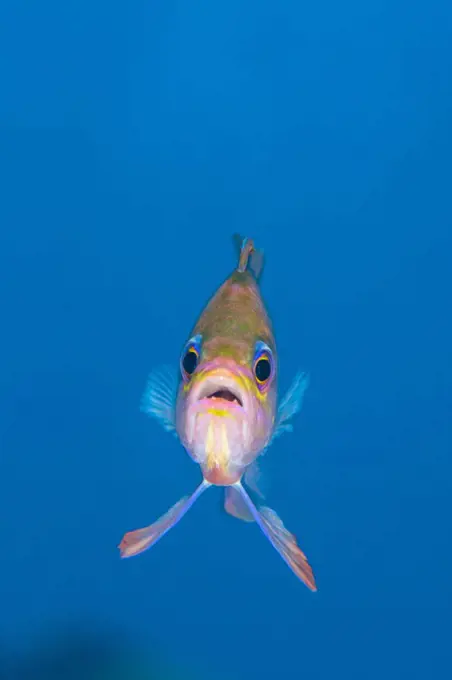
0;623;187;680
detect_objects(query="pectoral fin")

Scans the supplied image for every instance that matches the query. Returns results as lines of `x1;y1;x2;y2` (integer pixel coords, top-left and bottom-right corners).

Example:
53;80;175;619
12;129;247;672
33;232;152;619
270;372;309;444
232;482;317;591
140;365;178;434
119;480;210;558
243;461;265;498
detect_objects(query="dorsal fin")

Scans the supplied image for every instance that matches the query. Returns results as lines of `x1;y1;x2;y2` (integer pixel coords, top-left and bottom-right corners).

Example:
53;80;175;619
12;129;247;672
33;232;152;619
232;233;265;281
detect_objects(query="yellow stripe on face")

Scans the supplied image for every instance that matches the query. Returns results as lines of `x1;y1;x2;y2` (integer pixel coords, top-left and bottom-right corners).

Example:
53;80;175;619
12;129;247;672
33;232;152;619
206;408;231;417
206;420;214;458
204;419;230;474
221;422;230;463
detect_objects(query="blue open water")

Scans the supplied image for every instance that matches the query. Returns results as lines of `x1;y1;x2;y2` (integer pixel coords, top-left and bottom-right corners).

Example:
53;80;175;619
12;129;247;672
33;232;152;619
1;2;451;679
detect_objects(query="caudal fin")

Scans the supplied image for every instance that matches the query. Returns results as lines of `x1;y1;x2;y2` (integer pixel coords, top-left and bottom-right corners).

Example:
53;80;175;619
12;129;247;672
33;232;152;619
119;480;210;558
232;482;317;591
232;234;264;281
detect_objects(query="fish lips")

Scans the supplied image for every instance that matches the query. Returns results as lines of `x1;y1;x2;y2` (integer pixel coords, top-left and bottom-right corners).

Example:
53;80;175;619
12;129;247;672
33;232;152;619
190;370;250;414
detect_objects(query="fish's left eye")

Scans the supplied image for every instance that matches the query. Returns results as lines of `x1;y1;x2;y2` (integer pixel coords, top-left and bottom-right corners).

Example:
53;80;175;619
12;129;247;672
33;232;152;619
255;356;271;383
253;341;274;389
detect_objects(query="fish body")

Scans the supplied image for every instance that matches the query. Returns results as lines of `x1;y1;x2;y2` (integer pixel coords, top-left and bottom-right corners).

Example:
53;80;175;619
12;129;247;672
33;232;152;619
119;236;317;591
176;247;277;485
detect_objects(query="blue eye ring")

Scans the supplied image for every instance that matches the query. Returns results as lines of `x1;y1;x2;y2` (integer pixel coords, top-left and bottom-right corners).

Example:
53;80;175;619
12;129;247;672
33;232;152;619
253;341;274;389
181;334;202;381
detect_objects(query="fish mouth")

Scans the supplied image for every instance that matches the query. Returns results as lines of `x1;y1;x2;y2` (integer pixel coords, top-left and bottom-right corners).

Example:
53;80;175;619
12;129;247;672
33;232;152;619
194;373;247;411
205;388;243;407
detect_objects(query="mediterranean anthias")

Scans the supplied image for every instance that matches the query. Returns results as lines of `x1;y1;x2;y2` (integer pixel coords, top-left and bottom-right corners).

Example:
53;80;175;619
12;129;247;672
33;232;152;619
119;236;317;591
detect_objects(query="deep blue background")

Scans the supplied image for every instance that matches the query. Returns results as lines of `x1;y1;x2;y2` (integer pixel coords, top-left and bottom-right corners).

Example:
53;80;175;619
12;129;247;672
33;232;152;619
1;1;451;678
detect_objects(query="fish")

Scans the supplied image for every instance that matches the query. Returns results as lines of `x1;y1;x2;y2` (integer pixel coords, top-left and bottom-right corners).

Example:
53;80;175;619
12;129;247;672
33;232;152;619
119;235;317;591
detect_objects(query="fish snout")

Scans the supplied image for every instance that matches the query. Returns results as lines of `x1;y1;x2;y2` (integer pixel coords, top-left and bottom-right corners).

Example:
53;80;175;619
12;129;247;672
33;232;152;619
189;365;253;414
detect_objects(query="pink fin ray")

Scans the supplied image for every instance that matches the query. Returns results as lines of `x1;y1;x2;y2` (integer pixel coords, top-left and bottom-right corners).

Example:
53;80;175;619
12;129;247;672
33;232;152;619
232;483;317;591
224;487;255;522
119;480;210;558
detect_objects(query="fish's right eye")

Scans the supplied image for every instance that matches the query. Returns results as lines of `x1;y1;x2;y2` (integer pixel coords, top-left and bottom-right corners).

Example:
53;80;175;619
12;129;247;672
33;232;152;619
182;348;198;376
180;335;202;381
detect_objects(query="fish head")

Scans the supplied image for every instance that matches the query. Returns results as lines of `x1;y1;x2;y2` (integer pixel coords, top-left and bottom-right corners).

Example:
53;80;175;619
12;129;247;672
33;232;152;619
175;327;277;485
